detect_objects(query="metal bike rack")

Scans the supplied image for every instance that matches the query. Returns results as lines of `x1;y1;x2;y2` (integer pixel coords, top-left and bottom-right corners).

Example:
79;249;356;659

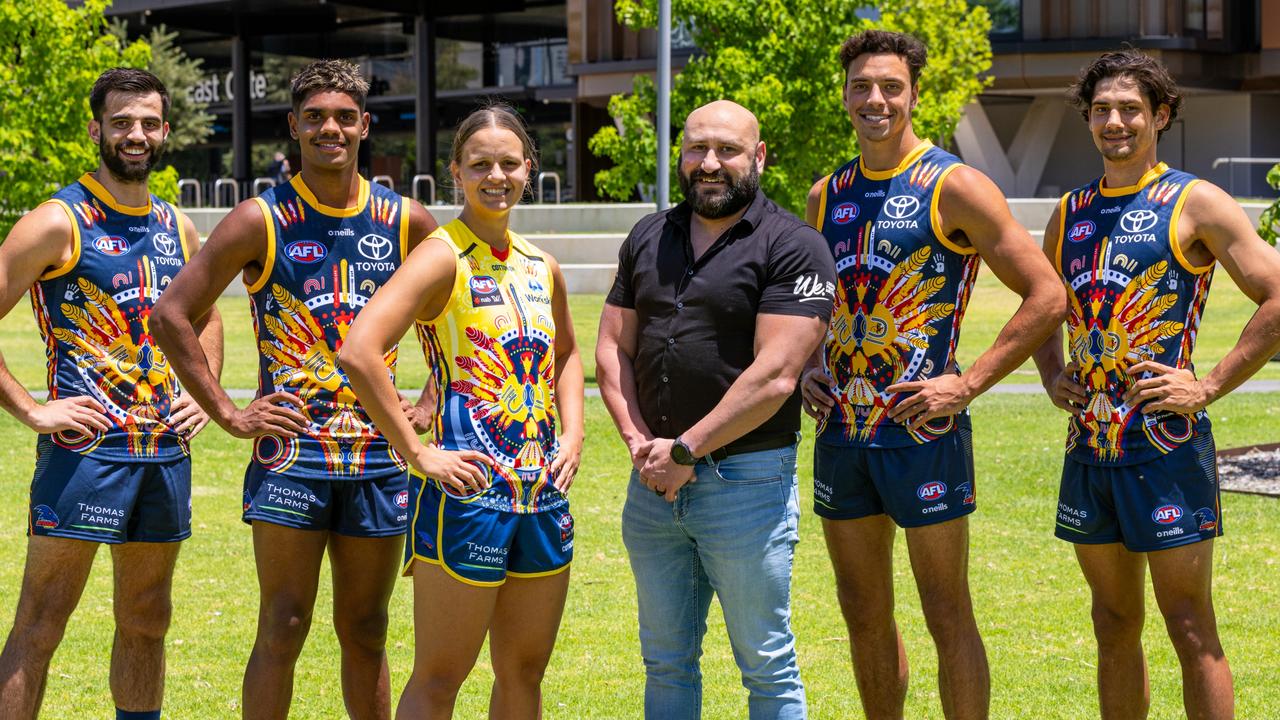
372;175;395;191
213;178;240;207
411;174;436;205
1211;157;1280;197
251;177;276;195
177;178;203;208
537;171;561;203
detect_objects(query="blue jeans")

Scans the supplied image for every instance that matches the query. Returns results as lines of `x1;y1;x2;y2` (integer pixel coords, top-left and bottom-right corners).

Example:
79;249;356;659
622;444;806;720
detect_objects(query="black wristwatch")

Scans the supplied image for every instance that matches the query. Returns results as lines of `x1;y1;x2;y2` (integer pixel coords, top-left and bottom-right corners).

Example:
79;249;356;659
670;436;698;466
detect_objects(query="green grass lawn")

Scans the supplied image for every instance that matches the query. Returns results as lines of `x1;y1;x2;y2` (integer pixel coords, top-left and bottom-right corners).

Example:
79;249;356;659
0;277;1278;717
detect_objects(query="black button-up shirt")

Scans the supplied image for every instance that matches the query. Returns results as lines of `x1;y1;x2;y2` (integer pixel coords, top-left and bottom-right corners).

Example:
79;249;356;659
606;190;836;449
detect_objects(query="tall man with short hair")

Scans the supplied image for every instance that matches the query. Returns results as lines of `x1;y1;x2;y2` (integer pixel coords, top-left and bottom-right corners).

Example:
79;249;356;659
801;30;1067;719
0;68;220;720
1033;49;1280;720
151;60;437;720
598;100;836;719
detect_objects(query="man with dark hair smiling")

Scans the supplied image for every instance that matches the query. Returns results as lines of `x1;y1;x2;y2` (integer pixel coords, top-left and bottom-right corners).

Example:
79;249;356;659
1034;49;1280;720
0;67;219;720
802;30;1066;719
152;60;437;719
597;100;834;719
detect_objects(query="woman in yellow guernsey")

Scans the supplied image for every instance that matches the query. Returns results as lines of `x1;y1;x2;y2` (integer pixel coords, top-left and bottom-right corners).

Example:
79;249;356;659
339;105;584;719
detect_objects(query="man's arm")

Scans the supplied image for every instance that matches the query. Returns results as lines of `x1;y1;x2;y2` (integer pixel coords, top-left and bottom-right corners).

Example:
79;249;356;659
165;213;224;438
640;312;827;501
1030;202;1088;413
888;165;1068;429
151;200;308;438
1124;181;1280;411
0;203;110;435
595;303;656;473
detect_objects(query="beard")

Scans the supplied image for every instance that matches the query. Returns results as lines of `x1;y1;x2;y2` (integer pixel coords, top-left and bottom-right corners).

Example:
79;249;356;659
679;162;759;219
99;135;162;184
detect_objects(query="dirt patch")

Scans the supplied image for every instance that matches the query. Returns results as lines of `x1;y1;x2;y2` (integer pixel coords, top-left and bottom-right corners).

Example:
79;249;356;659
1217;444;1280;497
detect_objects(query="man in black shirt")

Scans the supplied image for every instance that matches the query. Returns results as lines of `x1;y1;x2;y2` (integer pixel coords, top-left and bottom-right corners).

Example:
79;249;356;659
597;100;835;720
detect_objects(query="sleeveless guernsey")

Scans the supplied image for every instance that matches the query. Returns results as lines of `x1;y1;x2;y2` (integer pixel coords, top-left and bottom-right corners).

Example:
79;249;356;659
815;142;979;448
247;174;409;480
415;219;563;515
33;173;190;461
1054;163;1212;466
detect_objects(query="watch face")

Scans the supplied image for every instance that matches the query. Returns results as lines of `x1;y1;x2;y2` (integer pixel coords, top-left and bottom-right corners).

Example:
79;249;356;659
671;440;696;465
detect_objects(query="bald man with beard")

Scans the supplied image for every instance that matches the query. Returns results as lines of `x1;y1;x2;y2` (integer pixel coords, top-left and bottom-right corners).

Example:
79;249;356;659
597;100;836;720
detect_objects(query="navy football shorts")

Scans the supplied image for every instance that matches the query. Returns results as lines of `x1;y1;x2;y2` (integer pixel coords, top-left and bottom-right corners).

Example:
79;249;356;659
404;472;573;587
28;435;191;544
242;461;409;538
1055;433;1222;552
813;423;976;528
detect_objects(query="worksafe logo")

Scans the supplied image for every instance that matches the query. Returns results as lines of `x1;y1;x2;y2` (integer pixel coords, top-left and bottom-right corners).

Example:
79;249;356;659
1120;210;1158;234
883;195;920;220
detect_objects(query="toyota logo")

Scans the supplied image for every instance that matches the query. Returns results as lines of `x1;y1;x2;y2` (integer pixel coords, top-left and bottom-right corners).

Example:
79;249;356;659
153;232;177;256
1119;209;1158;234
358;233;393;260
884;195;920;220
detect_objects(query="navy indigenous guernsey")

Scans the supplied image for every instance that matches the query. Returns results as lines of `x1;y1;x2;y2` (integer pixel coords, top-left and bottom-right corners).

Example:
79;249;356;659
247;175;409;480
33;173;190;461
1054;162;1212;466
815;141;979;448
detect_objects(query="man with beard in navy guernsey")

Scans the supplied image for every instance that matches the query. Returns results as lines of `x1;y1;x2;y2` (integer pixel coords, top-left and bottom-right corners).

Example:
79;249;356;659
152;61;438;719
1033;50;1280;719
0;69;221;720
801;31;1067;719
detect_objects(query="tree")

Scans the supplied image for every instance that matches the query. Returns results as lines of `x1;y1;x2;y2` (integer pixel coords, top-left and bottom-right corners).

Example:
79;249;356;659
110;21;214;154
588;0;993;214
1259;163;1280;246
0;0;151;233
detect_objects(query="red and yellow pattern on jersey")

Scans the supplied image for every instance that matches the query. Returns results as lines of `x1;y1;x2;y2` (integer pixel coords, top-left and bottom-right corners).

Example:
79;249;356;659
815;142;979;448
1054;163;1213;466
415;219;562;515
32;173;190;461
247;174;410;480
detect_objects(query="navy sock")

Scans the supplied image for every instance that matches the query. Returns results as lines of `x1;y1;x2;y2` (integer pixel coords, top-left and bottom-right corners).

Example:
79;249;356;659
116;710;161;720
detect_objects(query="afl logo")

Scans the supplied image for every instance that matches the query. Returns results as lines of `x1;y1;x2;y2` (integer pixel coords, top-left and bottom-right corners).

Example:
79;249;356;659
93;235;130;256
832;202;860;225
917;481;947;502
153;232;177;256
1152;504;1183;524
471;276;497;294
285;240;327;263
358;233;393;260
1067;221;1095;243
1120;209;1158;233
394;490;409;509
884;195;921;220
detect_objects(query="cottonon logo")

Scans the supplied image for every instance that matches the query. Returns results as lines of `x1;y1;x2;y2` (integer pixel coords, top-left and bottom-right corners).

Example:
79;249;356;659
884;195;920;220
917;481;947;502
394;490;409;509
832;202;860;225
1067;221;1095;243
1120;210;1158;234
358;233;393;260
1152;504;1183;524
153;232;177;256
285;240;327;263
94;236;130;256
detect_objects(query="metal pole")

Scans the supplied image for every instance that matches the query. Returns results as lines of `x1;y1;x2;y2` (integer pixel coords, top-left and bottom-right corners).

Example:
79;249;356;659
414;5;437;184
231;27;251;195
656;0;671;211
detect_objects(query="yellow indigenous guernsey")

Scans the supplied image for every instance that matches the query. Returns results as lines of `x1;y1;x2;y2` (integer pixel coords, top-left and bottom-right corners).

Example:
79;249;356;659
416;218;563;514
